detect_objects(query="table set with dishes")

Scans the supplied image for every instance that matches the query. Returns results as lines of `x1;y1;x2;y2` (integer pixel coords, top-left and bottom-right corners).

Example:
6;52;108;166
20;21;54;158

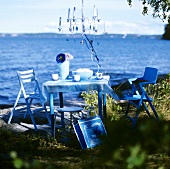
42;68;119;136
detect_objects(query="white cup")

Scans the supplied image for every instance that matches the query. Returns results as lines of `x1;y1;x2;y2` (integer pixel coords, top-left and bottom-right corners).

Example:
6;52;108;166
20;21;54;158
52;74;59;81
96;72;103;80
72;71;77;76
73;74;80;82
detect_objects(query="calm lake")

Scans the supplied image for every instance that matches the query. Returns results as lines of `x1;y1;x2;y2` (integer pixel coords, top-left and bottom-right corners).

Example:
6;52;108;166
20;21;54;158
0;33;169;105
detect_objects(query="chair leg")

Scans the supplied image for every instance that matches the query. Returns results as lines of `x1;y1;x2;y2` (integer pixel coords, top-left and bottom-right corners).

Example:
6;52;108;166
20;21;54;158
53;113;57;138
24;99;33;118
125;103;130;116
28;109;38;131
145;94;159;119
142;102;151;117
60;112;65;128
24;110;29;119
125;115;138;128
44;105;51;125
125;103;141;127
26;100;38;131
132;109;141;127
70;112;76;126
148;101;159;119
8;89;22;124
8;107;16;124
79;111;85;118
69;113;74;132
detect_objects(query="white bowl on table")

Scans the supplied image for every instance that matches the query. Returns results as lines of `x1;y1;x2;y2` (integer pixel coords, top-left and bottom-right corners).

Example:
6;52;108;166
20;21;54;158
74;68;93;80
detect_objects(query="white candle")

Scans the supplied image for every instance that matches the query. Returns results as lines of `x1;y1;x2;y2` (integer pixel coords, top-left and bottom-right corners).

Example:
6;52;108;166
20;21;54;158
59;17;62;27
73;7;76;21
67;8;70;22
93;5;97;17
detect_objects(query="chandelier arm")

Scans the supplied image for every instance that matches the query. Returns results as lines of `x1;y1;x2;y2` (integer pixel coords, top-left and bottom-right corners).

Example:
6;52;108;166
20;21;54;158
83;34;100;66
82;34;101;67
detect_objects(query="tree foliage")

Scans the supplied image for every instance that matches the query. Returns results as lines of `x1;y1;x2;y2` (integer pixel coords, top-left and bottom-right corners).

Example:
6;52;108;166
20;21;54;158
127;0;170;22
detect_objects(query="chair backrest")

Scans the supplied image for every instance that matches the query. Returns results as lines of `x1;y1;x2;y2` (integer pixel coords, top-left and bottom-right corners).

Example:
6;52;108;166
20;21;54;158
17;69;40;98
142;67;158;83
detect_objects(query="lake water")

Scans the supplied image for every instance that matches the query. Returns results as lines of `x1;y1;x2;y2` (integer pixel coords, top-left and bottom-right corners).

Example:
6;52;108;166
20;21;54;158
0;33;170;105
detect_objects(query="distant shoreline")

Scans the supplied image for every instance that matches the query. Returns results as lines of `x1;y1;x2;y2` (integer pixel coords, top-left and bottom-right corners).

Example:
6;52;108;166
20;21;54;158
0;32;162;39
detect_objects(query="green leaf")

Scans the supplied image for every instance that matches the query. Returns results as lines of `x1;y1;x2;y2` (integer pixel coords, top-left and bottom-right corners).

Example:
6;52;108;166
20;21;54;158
13;158;23;169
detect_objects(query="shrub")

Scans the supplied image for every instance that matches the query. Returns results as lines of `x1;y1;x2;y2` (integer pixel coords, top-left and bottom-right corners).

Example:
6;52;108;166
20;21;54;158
81;90;122;120
147;73;170;120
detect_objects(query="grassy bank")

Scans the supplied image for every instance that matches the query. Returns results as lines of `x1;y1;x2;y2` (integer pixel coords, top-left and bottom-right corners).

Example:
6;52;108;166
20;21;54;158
0;116;170;169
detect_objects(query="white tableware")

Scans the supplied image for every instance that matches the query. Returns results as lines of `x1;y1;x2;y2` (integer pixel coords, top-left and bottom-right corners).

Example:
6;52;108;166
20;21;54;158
73;74;80;82
72;70;77;76
52;74;59;81
96;72;103;80
103;75;110;81
75;68;93;80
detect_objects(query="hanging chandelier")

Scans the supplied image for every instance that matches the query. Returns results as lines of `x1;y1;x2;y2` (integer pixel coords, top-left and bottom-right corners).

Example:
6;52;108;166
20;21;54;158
58;0;101;69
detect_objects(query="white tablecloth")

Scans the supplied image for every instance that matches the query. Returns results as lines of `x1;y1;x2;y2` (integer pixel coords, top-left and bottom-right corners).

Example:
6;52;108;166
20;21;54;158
42;76;119;100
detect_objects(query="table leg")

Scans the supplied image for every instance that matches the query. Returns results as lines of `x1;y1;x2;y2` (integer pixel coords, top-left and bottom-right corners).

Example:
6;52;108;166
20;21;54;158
59;92;64;108
103;93;107;119
59;92;65;127
98;91;103;120
49;93;54;137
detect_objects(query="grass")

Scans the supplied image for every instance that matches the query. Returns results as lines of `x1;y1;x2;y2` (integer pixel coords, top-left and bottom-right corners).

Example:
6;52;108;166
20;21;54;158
0;127;106;169
0;113;170;169
0;73;170;169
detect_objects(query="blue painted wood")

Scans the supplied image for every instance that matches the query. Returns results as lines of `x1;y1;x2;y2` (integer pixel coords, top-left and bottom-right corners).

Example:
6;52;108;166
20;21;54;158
57;106;83;128
8;69;50;131
50;93;54;136
122;67;159;127
73;116;107;149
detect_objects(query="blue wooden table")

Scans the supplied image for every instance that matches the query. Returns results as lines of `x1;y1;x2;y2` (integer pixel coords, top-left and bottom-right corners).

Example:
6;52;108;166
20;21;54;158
43;76;119;137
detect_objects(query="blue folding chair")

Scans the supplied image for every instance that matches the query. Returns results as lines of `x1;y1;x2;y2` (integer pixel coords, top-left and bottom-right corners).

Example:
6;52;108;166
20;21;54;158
121;67;159;127
8;69;51;131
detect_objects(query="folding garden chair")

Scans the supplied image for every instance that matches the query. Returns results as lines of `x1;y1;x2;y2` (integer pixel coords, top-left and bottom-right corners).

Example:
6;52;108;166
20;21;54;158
8;69;51;131
121;67;159;127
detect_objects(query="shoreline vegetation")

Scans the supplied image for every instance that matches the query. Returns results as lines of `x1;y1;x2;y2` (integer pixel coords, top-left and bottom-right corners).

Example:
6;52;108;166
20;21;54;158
0;73;170;168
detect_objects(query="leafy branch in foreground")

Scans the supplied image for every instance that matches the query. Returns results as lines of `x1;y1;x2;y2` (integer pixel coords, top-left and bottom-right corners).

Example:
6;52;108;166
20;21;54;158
127;0;170;22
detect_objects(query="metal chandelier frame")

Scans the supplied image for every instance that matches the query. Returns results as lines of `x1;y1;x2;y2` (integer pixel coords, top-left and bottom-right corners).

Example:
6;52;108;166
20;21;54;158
58;0;101;68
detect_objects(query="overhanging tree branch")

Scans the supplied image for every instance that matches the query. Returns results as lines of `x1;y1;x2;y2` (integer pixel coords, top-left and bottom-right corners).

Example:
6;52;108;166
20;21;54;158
127;0;170;22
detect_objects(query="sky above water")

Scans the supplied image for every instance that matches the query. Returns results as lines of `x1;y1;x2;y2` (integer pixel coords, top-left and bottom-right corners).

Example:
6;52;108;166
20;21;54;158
0;0;167;35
